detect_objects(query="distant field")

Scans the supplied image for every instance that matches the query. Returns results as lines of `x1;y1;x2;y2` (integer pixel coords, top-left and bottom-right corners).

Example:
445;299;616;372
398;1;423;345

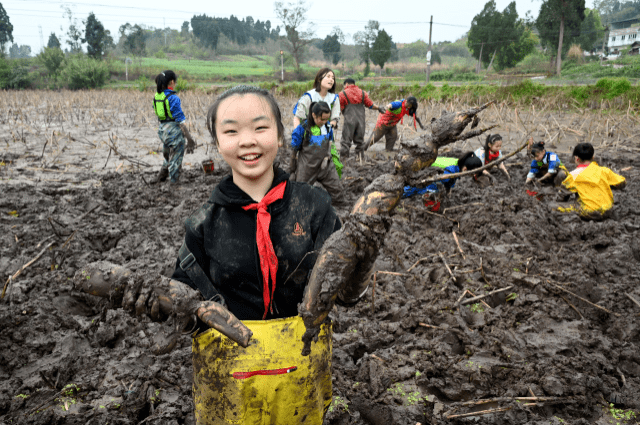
109;55;319;81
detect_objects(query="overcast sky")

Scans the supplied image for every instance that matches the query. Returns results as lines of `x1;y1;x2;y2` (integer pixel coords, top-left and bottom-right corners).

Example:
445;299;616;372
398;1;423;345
5;0;597;53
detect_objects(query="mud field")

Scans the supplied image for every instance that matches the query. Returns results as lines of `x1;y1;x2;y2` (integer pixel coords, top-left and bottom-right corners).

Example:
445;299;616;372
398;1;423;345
1;91;640;425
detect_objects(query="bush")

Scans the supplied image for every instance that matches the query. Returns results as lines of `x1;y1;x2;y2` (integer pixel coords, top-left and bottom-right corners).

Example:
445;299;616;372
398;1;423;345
6;66;33;89
62;55;110;89
135;75;150;92
595;77;632;99
154;50;167;59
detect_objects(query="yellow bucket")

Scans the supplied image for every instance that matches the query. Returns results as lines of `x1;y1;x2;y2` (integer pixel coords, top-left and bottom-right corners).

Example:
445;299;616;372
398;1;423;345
192;316;332;425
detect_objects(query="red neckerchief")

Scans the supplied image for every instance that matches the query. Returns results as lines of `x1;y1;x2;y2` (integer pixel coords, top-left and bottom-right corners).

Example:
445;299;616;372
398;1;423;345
399;100;417;130
576;163;589;169
242;181;287;319
487;150;500;163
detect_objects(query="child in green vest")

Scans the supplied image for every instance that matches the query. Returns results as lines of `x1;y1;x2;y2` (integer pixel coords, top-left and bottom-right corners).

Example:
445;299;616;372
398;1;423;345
153;70;196;184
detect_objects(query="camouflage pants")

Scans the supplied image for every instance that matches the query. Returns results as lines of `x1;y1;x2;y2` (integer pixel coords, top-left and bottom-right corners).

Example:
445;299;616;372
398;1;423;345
157;122;185;183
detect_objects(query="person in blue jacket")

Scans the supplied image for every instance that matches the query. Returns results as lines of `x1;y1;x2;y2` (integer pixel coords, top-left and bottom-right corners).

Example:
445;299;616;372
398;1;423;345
152;70;196;184
525;141;567;187
402;152;482;211
290;101;344;205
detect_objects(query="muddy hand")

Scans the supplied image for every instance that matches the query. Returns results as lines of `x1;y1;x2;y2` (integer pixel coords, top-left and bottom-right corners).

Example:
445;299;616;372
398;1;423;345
180;123;196;154
197;301;253;348
299;176;400;356
74;262;253;348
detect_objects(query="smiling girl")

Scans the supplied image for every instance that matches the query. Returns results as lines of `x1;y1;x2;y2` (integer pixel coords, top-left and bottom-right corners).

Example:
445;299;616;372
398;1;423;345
292;67;340;129
170;85;343;424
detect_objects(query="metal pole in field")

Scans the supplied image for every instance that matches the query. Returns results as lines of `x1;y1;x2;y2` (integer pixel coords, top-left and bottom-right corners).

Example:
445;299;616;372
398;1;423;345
426;15;433;84
280;50;284;82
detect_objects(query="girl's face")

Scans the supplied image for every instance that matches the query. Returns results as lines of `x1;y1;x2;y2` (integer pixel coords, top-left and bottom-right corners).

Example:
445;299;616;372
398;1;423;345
533;149;546;161
488;139;502;153
312;112;330;127
320;72;334;91
215;94;279;185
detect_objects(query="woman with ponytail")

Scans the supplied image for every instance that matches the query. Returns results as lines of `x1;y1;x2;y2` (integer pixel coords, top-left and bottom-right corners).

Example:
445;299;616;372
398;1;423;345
152;70;196;184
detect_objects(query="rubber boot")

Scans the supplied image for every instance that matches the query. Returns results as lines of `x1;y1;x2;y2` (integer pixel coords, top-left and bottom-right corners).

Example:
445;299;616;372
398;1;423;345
154;167;169;184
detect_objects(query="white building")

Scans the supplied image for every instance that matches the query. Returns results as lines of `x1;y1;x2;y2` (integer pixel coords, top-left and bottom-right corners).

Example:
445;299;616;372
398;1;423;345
609;17;640;51
609;27;639;49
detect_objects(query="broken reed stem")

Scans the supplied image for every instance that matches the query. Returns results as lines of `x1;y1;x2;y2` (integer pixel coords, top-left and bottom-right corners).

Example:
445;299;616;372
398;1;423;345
447;406;513;418
460;286;513;306
551;283;620;317
452;231;465;259
439;252;455;280
370;273;376;314
480;257;491;286
561;295;584;319
442;202;484;216
418;322;442;330
467;290;492;309
625;293;640;309
2;241;56;299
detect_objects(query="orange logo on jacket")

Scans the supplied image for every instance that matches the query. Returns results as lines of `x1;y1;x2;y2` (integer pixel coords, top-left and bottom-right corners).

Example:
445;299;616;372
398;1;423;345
293;222;306;236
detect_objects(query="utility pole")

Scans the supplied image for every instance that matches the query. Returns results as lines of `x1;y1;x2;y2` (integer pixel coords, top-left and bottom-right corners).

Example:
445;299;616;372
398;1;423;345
600;25;608;65
280;50;284;82
476;42;484;74
426;15;433;84
39;26;44;53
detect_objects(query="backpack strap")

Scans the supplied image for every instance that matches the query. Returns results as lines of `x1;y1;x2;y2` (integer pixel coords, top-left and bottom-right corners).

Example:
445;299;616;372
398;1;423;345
178;242;226;306
342;90;350;105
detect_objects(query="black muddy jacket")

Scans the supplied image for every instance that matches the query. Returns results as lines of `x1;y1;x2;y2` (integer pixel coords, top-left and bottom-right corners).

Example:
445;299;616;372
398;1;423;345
172;167;341;320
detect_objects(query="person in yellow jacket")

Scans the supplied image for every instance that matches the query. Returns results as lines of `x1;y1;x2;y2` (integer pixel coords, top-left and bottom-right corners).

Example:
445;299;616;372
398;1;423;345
558;143;626;220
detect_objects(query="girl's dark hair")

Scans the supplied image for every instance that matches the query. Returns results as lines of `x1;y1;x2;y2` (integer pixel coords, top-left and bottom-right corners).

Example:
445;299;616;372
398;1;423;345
343;78;356;85
530;141;546;155
307;101;331;127
406;96;418;114
484;133;502;163
155;70;177;93
206;85;284;145
573;142;594;161
458;151;482;172
313;68;336;93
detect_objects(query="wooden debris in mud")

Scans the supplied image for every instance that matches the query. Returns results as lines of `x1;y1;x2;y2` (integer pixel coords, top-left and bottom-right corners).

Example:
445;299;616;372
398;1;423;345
466;290;492;309
2;240;56;299
418;322;442;330
561;295;584;319
452;231;465;259
550;282;620;317
445;396;572;419
459;286;513;306
625;293;640;310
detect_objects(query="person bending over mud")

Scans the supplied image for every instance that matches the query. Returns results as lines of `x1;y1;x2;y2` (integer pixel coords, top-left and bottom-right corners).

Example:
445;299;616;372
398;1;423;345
365;96;425;152
338;78;385;160
474;133;511;182
152;70;196;185
290;101;345;205
525;141;567;187
402;152;482;211
556;142;626;220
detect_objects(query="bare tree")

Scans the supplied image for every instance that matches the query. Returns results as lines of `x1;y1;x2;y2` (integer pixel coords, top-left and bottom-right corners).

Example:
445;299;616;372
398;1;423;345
274;0;314;73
